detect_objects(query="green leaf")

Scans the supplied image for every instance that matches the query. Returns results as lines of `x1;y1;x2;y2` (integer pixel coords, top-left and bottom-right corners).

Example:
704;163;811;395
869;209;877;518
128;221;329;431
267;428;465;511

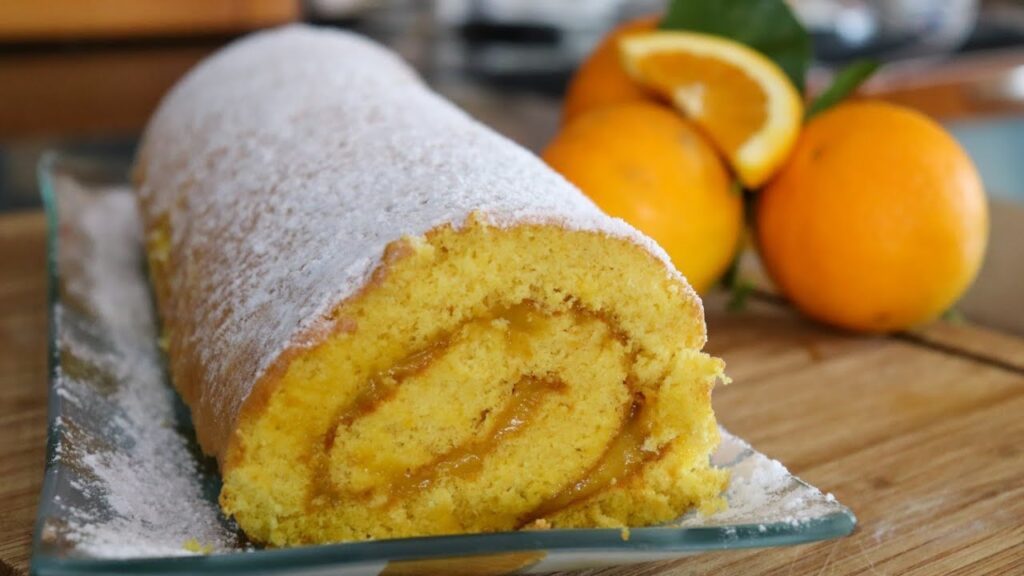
726;277;755;312
940;307;965;324
718;248;753;312
805;59;879;121
660;0;811;93
719;251;741;289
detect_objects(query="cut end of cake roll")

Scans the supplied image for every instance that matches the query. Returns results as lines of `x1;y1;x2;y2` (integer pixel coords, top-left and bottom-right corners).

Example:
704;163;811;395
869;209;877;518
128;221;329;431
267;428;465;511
135;25;728;547
219;215;727;545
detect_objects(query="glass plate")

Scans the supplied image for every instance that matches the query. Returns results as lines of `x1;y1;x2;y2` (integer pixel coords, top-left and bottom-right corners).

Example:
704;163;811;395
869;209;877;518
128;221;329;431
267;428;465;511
32;152;856;575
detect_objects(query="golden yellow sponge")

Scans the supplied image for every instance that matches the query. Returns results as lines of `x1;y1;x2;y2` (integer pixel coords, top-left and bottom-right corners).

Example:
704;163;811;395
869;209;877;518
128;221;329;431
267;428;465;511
135;25;727;546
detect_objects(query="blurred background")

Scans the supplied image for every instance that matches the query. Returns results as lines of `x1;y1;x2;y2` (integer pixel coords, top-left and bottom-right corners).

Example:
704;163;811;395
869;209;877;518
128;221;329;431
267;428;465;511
0;0;1021;331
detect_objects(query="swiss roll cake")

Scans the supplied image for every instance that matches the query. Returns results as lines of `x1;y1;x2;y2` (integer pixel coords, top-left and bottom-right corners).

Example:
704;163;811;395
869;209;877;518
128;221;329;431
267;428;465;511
134;24;728;546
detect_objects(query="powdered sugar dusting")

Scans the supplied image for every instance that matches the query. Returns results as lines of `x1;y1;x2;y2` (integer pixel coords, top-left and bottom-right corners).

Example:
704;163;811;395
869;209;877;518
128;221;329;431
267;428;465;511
136;24;696;455
47;178;237;557
679;430;848;529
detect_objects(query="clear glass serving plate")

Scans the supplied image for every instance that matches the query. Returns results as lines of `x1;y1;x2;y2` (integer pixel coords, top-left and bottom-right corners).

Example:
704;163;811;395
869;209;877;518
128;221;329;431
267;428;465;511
32;152;856;575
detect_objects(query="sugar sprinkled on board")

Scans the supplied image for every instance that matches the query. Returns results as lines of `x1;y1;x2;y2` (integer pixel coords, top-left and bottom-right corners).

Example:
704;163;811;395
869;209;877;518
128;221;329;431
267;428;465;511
679;430;847;528
47;179;238;557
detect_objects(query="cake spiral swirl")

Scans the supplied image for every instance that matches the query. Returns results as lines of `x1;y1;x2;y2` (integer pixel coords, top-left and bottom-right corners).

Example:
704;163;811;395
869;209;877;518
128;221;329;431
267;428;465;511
135;24;727;545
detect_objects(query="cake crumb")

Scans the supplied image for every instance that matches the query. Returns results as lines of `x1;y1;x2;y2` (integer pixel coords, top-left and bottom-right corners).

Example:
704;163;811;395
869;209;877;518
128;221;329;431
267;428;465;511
183;538;214;554
521;518;552;531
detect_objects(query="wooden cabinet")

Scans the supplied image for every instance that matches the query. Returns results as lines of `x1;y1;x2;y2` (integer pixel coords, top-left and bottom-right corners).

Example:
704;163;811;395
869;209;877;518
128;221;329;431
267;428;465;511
0;0;299;41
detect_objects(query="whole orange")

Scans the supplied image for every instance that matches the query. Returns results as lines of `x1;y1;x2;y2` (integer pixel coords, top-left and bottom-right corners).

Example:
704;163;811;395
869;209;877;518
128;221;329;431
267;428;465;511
543;102;743;293
562;16;658;124
757;101;988;332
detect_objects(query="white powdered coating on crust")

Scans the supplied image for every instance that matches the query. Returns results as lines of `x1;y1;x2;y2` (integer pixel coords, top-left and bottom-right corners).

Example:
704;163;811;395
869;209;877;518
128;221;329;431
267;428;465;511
137;25;699;453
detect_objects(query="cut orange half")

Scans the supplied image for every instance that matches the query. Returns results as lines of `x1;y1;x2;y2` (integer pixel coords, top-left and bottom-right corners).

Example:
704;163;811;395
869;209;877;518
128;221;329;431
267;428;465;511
619;31;803;188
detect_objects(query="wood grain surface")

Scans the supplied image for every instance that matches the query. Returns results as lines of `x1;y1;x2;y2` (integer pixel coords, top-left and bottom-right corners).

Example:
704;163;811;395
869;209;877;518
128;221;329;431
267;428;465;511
1;211;1022;575
0;211;49;576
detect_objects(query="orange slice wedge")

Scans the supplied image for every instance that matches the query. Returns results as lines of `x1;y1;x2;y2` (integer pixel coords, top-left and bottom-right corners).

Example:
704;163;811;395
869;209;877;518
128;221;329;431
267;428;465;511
619;31;803;188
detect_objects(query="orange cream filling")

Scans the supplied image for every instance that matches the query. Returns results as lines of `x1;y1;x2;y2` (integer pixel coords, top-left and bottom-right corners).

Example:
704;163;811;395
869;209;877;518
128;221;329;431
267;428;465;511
521;394;657;525
308;300;661;519
386;375;567;503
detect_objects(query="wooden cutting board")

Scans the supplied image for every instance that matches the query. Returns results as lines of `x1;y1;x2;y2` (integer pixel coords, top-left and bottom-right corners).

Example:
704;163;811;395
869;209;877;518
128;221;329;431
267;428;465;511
1;210;1022;575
